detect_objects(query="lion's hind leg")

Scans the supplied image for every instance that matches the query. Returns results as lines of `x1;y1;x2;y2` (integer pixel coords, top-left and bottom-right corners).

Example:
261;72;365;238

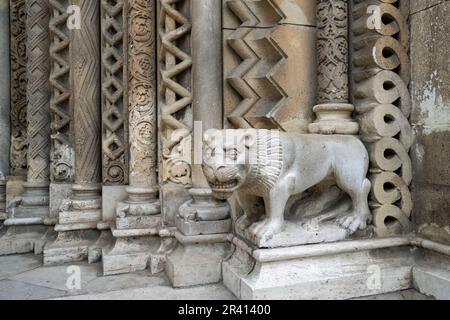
336;176;372;233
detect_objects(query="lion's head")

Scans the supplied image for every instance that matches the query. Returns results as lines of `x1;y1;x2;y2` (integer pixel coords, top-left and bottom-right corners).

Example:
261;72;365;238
202;129;283;200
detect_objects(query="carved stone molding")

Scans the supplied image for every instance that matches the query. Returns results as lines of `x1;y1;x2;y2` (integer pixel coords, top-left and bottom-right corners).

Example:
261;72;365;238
101;0;129;185
50;0;74;183
351;0;412;236
9;0;28;176
223;0;316;132
158;0;193;187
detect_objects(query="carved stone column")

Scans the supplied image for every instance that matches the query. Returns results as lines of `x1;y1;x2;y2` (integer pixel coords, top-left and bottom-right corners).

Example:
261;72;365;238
48;0;75;236
102;0;161;275
99;0;129;241
309;0;359;134
1;0;53;256
9;0;28;177
166;0;231;288
44;0;102;265
0;0;10;224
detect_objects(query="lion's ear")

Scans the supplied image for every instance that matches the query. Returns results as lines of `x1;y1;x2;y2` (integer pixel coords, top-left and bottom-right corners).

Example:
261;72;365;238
242;130;256;148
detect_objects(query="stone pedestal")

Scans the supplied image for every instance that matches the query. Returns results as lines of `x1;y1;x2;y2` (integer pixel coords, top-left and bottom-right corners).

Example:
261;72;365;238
44;184;102;265
102;187;162;275
167;189;231;287
1;183;54;256
224;236;414;299
167;232;230;288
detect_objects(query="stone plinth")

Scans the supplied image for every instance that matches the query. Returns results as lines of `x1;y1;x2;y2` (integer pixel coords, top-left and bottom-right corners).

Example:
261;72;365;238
102;211;161;276
166;232;231;288
224;236;414;299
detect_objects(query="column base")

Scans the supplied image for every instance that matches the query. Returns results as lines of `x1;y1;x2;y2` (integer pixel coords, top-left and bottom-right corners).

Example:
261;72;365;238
43;229;100;265
0;225;55;255
166;232;231;288
102;235;160;276
1;181;53;255
308;103;359;135
177;188;231;236
224;236;414;299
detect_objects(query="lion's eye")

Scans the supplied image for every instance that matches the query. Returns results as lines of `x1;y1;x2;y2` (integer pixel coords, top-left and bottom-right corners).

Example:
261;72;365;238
225;148;238;160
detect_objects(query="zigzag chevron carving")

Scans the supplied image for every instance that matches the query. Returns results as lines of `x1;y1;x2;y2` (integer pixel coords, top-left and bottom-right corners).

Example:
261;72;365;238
49;0;74;183
224;0;315;132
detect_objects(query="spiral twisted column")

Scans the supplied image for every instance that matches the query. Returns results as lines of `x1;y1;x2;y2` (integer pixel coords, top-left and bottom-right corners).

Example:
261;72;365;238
1;0;52;256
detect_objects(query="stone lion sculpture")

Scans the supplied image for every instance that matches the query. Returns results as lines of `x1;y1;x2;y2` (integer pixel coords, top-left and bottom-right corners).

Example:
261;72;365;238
202;129;371;245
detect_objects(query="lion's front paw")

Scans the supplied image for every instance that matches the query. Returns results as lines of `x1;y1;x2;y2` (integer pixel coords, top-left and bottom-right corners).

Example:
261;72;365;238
248;220;283;246
337;214;369;233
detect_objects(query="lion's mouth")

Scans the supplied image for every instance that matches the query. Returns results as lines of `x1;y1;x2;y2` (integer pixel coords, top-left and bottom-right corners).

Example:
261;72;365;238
210;179;239;192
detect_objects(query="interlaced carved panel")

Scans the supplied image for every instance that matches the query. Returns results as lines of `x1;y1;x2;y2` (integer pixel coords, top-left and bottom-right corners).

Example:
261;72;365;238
101;0;129;185
50;0;74;182
317;0;349;104
26;0;51;183
158;0;193;187
128;0;157;188
223;0;315;132
351;0;412;236
72;0;101;184
10;0;28;175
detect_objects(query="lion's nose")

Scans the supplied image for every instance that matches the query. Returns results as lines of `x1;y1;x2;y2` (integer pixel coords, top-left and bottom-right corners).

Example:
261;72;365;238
216;166;238;183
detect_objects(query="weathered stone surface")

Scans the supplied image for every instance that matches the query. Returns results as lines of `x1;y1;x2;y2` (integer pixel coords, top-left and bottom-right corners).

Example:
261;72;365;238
0;0;10;220
225;243;413;299
409;0;450;244
413;249;450;300
167;237;231;288
49;183;72;220
101;185;127;223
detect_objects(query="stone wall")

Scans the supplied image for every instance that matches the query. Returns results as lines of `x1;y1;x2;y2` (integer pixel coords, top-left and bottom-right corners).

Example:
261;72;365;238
410;0;450;244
